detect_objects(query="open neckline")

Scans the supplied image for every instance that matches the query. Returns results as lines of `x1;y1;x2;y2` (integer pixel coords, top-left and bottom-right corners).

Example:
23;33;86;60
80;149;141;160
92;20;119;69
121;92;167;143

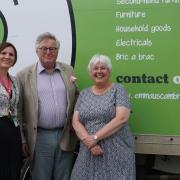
90;83;115;96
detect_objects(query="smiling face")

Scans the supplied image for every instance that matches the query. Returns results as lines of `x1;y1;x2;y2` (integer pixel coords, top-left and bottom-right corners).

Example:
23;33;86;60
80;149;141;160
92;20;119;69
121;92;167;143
36;38;59;70
91;62;111;86
0;46;16;71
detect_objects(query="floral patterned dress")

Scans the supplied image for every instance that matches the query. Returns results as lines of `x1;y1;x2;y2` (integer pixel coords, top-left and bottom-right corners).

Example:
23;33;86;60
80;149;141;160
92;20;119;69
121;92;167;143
70;83;136;180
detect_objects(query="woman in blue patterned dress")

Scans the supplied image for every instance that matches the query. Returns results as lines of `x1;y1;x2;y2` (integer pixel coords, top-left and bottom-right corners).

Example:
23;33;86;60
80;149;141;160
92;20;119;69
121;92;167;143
70;54;136;180
0;42;22;180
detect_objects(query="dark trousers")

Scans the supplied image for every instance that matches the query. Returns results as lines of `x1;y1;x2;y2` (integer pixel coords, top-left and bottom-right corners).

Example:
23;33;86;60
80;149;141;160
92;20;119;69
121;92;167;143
0;116;22;180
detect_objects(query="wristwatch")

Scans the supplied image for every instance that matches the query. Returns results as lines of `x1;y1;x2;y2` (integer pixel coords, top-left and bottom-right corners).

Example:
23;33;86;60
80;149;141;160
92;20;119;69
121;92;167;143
93;135;98;140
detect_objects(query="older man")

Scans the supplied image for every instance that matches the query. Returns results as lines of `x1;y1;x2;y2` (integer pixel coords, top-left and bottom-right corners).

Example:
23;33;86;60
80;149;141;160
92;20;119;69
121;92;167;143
16;32;78;180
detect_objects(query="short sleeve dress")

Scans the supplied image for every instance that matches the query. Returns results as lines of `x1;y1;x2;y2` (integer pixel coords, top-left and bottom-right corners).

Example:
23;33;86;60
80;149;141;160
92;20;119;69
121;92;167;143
70;83;136;180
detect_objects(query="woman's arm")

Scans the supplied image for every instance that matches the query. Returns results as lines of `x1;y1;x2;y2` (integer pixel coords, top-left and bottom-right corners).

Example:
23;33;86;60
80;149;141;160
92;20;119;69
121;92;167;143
94;106;130;141
72;111;89;140
72;111;97;149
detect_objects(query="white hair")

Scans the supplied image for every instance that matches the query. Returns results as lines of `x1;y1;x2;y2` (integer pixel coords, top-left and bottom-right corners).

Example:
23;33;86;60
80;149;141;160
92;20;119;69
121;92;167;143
35;32;60;49
88;54;112;73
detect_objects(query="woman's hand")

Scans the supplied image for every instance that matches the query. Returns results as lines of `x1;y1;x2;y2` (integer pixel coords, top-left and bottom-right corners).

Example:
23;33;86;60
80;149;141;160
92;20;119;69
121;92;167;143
82;135;97;149
90;144;103;156
22;143;30;157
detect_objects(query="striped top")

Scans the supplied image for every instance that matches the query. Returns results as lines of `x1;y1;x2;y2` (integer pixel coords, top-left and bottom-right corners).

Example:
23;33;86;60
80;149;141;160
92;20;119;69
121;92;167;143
37;62;67;129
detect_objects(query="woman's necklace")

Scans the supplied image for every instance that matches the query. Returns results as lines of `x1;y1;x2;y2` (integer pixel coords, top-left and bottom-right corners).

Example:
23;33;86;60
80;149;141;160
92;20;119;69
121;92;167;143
0;75;12;96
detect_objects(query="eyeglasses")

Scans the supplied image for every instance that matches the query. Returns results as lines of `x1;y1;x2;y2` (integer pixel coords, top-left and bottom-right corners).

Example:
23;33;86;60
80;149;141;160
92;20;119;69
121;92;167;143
38;47;58;53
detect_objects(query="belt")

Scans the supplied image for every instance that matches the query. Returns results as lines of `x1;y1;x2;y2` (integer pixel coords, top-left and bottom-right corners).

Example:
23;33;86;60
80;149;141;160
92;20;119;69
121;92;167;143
0;116;19;127
37;127;64;131
0;116;11;120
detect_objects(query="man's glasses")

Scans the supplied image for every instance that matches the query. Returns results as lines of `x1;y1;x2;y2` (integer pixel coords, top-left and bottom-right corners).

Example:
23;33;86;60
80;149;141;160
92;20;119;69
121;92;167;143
38;47;58;53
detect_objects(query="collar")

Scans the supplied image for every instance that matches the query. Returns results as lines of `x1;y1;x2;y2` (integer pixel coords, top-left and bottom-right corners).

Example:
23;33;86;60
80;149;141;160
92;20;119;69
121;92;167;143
37;62;61;74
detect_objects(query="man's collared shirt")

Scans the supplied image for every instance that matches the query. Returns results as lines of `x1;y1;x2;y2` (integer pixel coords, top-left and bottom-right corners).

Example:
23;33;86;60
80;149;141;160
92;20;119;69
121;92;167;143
37;62;67;129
